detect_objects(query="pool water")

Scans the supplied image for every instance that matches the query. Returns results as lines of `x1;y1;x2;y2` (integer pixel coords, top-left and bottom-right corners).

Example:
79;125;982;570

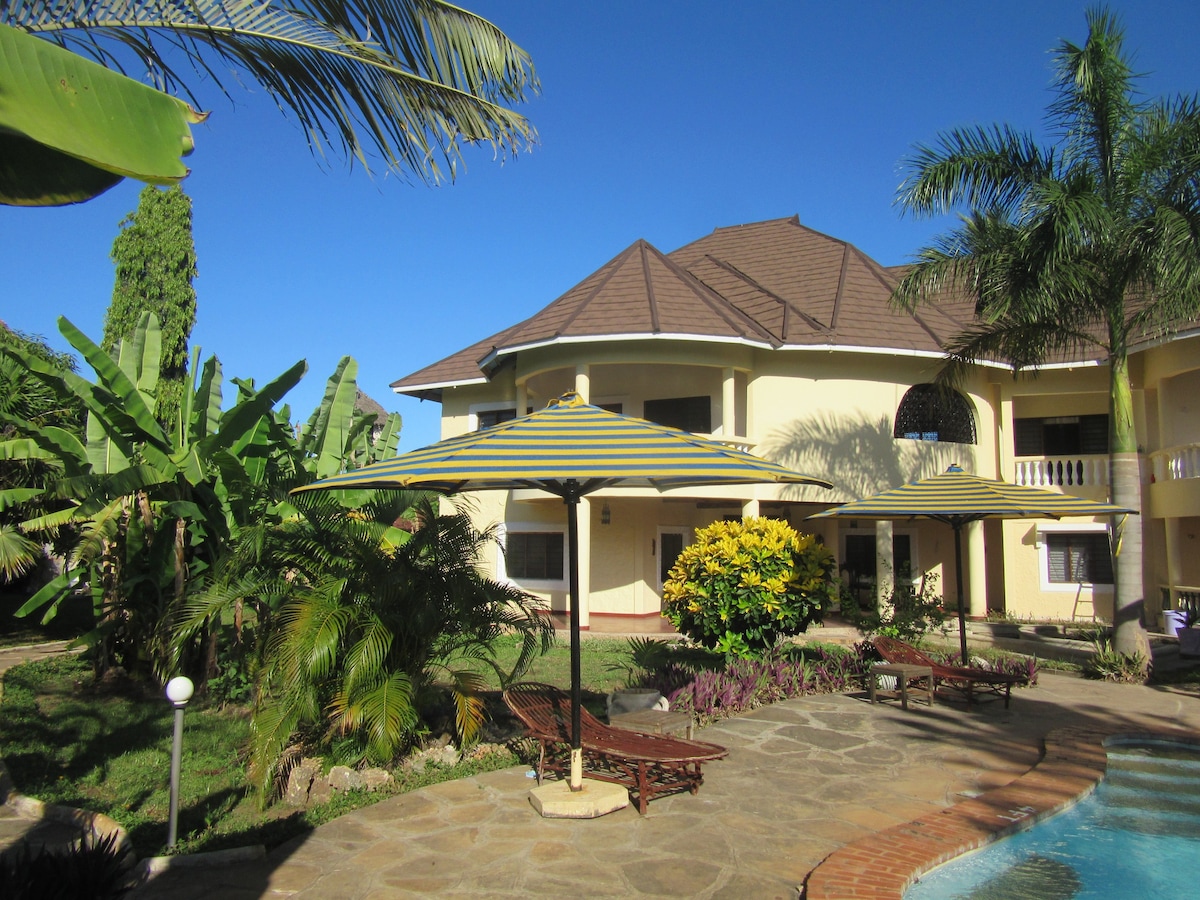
904;738;1200;900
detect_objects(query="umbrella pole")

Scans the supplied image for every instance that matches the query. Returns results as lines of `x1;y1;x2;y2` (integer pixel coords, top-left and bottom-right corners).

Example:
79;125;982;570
564;484;584;791
954;526;969;664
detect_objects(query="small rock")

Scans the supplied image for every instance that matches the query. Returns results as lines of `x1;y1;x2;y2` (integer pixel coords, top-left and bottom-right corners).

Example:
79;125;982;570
327;765;362;792
360;768;393;792
284;758;322;806
308;778;333;805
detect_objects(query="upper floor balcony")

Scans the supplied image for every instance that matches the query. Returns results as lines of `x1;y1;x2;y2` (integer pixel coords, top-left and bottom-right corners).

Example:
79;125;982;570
1150;443;1200;483
1014;454;1109;488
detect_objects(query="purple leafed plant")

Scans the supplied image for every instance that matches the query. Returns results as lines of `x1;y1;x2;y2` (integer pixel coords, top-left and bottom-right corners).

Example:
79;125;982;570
654;642;874;722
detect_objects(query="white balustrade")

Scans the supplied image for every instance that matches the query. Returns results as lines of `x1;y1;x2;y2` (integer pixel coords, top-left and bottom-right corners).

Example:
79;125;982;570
1013;455;1109;487
1150;443;1200;482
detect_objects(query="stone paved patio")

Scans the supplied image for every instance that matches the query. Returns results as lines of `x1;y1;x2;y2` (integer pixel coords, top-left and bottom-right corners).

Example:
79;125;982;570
120;671;1200;899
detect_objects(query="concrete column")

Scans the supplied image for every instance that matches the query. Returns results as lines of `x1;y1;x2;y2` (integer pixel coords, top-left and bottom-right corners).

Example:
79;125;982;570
577;497;591;629
575;365;590;403
723;367;736;438
1165;517;1183;615
875;521;894;612
742;498;760;520
967;520;987;619
516;380;528;418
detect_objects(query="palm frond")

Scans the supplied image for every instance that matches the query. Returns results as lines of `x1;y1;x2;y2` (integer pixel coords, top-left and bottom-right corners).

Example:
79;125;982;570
3;0;539;181
897;124;1052;217
0;522;39;580
330;670;417;762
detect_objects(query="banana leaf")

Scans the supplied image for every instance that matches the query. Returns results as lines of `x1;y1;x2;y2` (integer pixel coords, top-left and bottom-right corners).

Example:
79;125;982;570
0;24;205;206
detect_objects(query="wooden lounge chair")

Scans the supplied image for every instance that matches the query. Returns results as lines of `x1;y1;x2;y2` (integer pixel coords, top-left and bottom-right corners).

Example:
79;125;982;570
503;682;727;814
872;635;1028;709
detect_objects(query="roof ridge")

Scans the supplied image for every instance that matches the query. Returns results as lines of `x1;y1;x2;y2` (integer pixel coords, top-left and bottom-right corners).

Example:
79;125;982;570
699;254;830;335
638;242;662;333
644;244;781;345
551;241;645;337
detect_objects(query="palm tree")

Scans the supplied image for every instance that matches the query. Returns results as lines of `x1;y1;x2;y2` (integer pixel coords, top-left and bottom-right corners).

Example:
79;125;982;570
228;492;551;799
892;7;1200;659
2;0;538;203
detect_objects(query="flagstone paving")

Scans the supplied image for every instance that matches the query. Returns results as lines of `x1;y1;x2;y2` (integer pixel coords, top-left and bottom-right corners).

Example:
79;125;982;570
116;670;1200;899
4;635;1199;897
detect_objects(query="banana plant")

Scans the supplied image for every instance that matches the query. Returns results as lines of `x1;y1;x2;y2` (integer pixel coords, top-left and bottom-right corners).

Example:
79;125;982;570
0;23;203;205
0;312;306;676
296;356;403;479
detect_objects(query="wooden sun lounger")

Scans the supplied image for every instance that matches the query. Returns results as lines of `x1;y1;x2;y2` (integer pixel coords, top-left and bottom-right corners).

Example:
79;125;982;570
503;682;727;814
872;635;1028;709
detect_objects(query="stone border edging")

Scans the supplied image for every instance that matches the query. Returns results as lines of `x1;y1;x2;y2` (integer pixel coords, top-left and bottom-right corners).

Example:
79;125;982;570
0;757;137;870
132;844;267;881
801;725;1197;900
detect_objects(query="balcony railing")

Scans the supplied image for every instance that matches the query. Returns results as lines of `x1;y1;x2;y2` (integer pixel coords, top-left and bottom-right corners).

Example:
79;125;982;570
1159;584;1200;612
1014;455;1109;488
1149;443;1200;482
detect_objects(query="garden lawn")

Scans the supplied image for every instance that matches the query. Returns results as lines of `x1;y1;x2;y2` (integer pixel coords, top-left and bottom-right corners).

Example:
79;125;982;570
479;633;638;695
0;635;640;859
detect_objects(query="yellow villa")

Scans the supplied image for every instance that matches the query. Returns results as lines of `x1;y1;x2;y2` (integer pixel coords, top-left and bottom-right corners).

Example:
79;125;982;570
391;216;1200;631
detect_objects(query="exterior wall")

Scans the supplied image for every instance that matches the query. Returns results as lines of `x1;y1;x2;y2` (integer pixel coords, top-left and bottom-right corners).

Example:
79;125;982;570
422;331;1200;627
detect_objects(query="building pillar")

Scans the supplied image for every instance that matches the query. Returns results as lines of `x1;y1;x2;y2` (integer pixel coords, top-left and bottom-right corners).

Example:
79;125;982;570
516;380;528;418
1165;517;1183;619
575;365;590;403
723;367;737;439
966;520;987;619
742;499;760;520
875;520;894;612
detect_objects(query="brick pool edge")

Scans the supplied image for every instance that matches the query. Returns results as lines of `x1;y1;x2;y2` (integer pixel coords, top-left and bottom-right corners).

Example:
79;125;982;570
801;725;1198;900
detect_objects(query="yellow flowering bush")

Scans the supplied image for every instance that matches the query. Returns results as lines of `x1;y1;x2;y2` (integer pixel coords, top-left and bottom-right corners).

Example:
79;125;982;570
661;517;838;658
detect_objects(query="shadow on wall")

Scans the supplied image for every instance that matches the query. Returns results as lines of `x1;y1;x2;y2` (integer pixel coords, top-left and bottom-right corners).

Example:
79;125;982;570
761;412;962;504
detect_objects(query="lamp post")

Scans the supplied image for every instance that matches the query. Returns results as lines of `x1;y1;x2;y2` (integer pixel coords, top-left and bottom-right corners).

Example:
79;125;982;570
165;675;194;849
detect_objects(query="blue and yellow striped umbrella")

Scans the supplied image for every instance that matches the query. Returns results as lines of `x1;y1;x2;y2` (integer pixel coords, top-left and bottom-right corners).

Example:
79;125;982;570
297;392;831;793
808;465;1133;528
810;465;1134;662
295;391;832;498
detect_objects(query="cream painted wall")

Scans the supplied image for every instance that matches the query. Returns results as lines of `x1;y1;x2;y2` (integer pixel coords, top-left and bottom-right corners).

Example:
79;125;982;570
999;519;1115;622
1158;369;1200;446
413;329;1200;624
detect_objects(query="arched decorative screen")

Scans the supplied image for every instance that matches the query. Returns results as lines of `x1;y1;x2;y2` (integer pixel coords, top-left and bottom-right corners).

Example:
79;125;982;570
893;384;977;445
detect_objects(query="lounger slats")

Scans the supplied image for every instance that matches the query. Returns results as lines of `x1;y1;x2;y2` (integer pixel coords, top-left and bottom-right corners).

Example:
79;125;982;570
503;682;727;813
872;636;1027;708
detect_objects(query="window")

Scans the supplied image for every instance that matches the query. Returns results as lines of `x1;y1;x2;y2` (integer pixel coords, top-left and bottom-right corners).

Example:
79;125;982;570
1045;532;1113;585
477;408;516;429
643;396;711;433
1015;415;1107;456
475;405;535;430
504;532;565;581
893;384;976;444
839;532;916;605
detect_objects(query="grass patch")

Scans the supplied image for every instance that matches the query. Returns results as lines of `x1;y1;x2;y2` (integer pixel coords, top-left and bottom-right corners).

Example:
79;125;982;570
0;637;641;859
469;632;640;695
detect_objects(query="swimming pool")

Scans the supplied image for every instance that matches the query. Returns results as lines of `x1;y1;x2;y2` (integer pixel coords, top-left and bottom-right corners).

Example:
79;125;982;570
905;737;1200;899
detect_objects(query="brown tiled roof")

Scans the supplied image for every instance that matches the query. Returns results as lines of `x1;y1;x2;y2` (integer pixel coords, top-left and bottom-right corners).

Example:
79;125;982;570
389;216;1057;399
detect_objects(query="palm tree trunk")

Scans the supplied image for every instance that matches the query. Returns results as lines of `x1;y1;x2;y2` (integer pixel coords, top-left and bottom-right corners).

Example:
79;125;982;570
1109;355;1149;662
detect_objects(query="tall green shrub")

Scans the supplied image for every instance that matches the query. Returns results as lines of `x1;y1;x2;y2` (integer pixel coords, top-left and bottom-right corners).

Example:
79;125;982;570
662;517;838;658
104;185;198;427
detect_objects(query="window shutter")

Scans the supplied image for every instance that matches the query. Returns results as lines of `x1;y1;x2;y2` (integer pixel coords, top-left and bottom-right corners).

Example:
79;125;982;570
1014;418;1044;457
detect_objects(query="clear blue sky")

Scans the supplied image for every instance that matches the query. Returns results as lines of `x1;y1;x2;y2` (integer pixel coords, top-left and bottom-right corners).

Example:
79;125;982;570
4;1;1199;451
